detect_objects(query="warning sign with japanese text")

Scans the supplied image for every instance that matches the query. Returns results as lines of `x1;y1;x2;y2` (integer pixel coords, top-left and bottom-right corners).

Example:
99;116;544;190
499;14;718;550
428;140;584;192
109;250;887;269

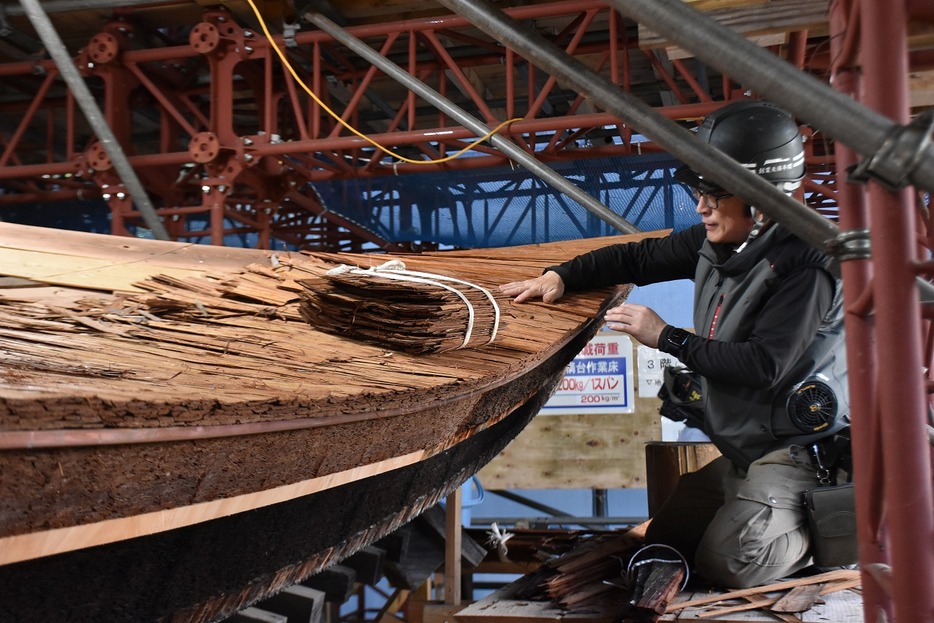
541;333;634;415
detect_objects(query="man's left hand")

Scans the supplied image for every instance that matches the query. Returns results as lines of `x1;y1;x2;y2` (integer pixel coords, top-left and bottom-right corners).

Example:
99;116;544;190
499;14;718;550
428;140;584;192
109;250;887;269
604;303;667;348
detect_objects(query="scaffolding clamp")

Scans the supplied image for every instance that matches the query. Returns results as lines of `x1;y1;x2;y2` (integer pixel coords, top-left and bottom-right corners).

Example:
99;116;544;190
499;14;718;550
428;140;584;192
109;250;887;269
283;20;299;48
827;228;871;262
848;110;934;192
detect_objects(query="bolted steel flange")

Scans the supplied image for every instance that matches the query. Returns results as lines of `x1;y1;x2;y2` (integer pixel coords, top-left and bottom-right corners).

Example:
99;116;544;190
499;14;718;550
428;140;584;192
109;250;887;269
188;131;221;164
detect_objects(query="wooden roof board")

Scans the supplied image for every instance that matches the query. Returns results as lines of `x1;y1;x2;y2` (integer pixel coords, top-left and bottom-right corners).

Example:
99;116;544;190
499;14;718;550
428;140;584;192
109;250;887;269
0;223;665;424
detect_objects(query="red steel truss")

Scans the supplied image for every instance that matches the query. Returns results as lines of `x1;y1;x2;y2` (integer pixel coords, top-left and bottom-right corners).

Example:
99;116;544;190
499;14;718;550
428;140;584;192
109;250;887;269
0;0;832;249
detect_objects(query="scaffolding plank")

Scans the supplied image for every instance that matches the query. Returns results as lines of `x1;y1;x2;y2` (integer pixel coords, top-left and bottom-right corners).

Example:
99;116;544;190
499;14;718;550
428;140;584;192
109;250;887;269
639;0;830;49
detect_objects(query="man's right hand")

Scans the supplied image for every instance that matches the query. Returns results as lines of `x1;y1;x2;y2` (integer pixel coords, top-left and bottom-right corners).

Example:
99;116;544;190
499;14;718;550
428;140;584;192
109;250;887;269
498;270;566;304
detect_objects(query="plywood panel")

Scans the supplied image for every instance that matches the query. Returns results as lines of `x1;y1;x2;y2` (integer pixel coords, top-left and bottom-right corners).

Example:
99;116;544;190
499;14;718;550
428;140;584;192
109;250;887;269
477;365;661;489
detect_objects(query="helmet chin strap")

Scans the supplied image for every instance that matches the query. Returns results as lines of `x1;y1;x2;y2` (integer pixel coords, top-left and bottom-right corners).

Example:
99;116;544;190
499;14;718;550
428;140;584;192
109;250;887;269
734;181;799;253
734;207;771;254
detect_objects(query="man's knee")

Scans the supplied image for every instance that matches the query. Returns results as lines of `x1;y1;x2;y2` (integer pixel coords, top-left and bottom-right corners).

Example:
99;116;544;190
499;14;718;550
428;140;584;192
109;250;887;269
694;528;812;588
695;548;765;588
695;549;812;588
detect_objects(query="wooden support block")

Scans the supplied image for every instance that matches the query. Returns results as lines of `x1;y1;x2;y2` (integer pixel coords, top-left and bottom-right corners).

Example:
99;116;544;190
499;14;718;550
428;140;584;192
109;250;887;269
343;545;387;586
631;562;686;617
375;528;411;563
383;505;487;590
226;606;288;623
645;442;721;517
301;564;357;603
253;585;326;623
419;504;488;568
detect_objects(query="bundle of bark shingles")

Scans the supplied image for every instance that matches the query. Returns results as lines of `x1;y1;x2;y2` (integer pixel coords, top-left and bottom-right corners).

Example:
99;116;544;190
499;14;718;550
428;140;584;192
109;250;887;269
297;262;505;354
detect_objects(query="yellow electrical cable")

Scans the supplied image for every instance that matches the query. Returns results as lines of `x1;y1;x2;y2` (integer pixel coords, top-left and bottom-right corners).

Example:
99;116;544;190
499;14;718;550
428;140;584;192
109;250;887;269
243;0;522;165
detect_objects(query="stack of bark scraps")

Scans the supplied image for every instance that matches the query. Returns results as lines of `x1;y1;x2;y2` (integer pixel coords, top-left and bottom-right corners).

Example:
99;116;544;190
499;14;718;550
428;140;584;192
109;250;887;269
457;522;692;622
296;259;505;354
661;568;862;622
526;527;687;621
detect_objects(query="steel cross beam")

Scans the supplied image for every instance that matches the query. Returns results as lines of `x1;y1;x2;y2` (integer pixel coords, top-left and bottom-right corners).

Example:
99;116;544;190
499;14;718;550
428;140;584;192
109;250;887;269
0;0;826;248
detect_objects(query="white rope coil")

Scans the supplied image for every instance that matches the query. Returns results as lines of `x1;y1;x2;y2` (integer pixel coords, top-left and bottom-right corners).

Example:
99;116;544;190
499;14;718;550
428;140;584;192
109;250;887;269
326;260;501;349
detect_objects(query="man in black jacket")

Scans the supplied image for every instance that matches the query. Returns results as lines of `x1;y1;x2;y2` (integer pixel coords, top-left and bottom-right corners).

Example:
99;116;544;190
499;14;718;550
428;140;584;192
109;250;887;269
500;100;849;588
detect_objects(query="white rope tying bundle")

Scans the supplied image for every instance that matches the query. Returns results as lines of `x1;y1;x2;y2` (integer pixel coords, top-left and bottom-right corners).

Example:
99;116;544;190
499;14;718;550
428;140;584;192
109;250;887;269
326;259;501;349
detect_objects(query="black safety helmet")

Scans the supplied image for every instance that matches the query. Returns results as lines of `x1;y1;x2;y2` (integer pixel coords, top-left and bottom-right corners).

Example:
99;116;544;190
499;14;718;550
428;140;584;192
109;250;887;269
674;100;806;195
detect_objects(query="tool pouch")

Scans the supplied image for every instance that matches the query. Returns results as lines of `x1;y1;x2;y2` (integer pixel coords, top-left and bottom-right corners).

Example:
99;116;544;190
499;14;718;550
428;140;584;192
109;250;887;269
803;482;857;567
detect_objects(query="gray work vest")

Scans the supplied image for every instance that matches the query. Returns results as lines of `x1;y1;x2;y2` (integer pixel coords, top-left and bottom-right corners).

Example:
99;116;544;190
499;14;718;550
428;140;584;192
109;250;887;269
693;226;849;468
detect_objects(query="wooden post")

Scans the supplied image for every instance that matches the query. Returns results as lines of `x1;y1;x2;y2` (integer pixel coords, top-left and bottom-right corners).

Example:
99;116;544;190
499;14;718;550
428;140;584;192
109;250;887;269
644;442;721;517
444;486;462;605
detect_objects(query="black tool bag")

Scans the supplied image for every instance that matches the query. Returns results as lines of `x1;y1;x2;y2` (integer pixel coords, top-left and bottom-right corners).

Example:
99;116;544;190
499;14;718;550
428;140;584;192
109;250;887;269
803;430;858;567
657;366;705;432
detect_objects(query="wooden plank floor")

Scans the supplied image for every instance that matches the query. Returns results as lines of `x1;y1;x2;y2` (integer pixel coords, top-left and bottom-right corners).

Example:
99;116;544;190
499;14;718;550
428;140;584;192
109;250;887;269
455;585;863;622
660;587;864;622
455;571;864;622
455;573;631;623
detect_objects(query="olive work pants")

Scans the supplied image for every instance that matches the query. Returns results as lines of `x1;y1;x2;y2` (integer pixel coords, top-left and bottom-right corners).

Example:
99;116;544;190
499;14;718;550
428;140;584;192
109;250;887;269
644;446;820;588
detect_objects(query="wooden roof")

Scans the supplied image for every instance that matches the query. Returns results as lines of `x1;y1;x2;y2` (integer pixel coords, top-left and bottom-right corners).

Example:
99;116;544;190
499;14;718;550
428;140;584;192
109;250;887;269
0;221;660;550
0;220;649;415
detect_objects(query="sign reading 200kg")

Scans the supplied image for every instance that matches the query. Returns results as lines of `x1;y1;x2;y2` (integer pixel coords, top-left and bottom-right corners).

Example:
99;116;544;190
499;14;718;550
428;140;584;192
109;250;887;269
541;333;635;415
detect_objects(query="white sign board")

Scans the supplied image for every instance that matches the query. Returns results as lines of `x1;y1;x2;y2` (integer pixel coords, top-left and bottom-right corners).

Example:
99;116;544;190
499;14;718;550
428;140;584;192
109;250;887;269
636;344;680;396
541;333;634;415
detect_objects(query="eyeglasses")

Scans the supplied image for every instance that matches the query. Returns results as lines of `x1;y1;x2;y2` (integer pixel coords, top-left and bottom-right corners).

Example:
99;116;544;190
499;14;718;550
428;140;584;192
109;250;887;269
693;189;733;210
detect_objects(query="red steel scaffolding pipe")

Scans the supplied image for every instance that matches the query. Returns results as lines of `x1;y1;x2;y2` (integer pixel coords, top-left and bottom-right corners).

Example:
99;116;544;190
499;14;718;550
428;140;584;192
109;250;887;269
828;0;889;620
860;1;934;622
